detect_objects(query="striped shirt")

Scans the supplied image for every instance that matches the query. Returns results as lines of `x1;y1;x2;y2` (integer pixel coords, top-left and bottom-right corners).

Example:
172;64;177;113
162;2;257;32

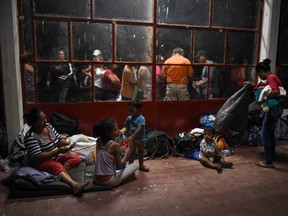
24;123;62;159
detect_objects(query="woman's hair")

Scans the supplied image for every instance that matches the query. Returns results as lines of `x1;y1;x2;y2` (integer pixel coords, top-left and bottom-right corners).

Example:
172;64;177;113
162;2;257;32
256;58;271;73
92;118;115;144
24;108;43;126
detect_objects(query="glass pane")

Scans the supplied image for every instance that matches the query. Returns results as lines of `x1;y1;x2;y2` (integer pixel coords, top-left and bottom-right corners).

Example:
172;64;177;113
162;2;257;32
24;63;36;102
116;25;153;63
74;64;93;102
157;0;210;26
37;61;93;103
94;0;153;22
120;64;151;101
213;0;260;29
157;28;192;60
192;66;220;99
218;66;255;98
72;22;112;61
34;0;90;18
194;30;225;63
37;63;51;103
156;55;166;101
22;0;32;53
137;66;152;101
278;67;288;92
35;20;68;60
227;31;257;65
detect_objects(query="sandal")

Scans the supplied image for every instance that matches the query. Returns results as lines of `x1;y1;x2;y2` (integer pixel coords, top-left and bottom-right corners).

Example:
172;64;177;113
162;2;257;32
216;165;223;174
220;162;233;168
256;161;274;168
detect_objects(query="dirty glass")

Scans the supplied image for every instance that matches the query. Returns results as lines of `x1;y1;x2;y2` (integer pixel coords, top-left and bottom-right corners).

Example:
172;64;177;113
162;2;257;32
217;66;254;98
35;20;68;60
22;0;32;54
72;22;112;61
116;25;153;63
213;0;259;29
94;0;153;22
194;30;225;63
227;31;257;65
37;63;93;103
34;0;90;18
24;63;36;103
157;0;210;26
157;28;192;60
191;66;221;99
20;0;262;103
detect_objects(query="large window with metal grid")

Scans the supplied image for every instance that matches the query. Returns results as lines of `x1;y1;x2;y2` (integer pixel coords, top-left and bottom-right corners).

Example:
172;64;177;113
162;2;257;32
19;0;262;103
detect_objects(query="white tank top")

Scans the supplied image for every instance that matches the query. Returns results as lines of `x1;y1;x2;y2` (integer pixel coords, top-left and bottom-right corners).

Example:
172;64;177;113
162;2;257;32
94;140;116;176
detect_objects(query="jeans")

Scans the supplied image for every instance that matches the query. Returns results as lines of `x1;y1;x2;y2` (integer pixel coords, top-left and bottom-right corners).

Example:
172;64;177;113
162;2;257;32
59;87;68;102
261;112;276;164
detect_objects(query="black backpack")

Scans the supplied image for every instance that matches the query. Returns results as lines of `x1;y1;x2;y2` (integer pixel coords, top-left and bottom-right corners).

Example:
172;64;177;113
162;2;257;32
49;112;80;136
173;132;202;155
145;130;172;160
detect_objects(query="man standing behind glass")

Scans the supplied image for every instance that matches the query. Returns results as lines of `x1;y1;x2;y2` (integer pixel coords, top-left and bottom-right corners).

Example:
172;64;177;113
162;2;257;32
162;48;193;101
194;50;219;98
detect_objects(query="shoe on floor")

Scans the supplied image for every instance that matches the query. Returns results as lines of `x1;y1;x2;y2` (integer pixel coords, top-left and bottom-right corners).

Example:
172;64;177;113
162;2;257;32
216;165;223;174
256;161;274;168
139;165;150;172
221;162;233;168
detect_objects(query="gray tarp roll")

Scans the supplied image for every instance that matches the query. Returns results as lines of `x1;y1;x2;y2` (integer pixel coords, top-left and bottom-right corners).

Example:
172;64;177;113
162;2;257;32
214;82;254;135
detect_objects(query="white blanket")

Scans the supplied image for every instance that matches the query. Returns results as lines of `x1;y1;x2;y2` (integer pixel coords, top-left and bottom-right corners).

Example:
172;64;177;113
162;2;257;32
66;134;97;164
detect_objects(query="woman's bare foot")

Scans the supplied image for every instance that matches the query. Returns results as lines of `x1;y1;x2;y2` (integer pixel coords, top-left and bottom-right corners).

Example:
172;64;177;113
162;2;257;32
72;182;89;197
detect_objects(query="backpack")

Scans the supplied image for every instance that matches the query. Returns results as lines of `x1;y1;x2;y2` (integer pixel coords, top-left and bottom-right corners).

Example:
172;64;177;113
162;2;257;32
49;112;80;136
214;135;229;150
173;132;202;155
145;130;172;160
9;124;30;164
275;117;288;140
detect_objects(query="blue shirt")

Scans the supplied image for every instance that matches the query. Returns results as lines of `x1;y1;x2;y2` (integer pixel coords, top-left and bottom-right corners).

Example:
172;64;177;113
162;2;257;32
125;115;146;141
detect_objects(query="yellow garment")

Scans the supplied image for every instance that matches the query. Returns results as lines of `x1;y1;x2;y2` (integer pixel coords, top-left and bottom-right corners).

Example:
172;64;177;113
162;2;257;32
121;65;137;99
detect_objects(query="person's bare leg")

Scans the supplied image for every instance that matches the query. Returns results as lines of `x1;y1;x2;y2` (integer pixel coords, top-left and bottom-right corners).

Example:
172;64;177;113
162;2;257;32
57;171;89;196
64;162;72;171
138;141;149;172
200;157;222;173
138;141;145;167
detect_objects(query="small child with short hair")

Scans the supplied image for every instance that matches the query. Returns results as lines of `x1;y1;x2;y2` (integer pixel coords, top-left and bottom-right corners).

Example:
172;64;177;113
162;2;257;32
199;126;233;174
120;99;149;172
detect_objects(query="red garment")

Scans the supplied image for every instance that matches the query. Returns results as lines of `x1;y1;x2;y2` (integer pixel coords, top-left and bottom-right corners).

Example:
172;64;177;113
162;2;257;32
103;69;121;92
267;73;282;93
34;154;81;176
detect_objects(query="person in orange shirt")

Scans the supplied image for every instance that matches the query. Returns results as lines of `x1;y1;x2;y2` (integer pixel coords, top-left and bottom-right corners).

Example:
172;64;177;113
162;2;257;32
161;48;193;101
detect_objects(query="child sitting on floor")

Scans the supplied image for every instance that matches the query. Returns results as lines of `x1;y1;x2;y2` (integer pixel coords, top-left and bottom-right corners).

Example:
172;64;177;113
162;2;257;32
199;126;233;174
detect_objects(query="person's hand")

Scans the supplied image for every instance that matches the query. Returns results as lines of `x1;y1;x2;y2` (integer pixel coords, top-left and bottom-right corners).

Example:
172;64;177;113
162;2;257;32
126;137;134;146
58;146;70;153
69;142;76;150
58;142;75;153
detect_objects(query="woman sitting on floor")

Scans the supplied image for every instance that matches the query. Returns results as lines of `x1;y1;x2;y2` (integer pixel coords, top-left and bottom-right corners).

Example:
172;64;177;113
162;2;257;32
93;118;139;186
24;108;89;196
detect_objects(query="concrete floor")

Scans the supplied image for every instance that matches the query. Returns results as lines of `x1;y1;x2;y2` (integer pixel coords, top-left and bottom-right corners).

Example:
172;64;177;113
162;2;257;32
0;142;288;216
